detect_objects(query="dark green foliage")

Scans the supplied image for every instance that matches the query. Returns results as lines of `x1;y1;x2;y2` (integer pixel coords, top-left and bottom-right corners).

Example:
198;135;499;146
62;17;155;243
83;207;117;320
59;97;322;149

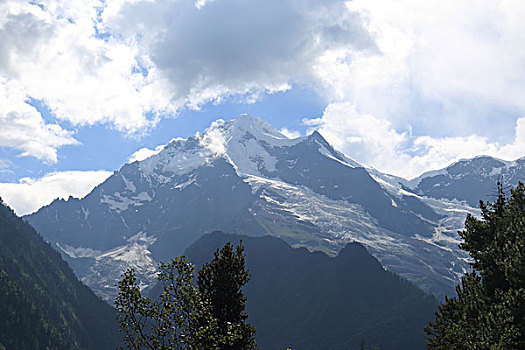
183;232;437;350
116;257;219;349
425;182;525;349
197;242;257;350
0;199;119;349
116;242;257;350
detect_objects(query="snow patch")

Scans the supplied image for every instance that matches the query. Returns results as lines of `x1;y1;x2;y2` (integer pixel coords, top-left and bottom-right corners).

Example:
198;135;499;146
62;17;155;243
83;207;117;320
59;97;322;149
101;191;153;212
121;175;136;193
57;243;101;258
133;191;152;201
81;206;90;220
174;175;198;190
407;168;448;188
318;144;355;168
101;193;134;212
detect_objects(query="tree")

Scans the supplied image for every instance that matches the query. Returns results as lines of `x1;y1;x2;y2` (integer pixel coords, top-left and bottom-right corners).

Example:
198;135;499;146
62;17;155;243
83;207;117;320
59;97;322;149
197;241;257;350
115;241;257;350
425;182;525;349
116;256;218;349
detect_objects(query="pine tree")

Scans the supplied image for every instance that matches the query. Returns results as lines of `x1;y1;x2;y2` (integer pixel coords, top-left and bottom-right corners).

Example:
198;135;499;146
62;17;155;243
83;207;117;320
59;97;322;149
425;182;525;349
197;241;257;350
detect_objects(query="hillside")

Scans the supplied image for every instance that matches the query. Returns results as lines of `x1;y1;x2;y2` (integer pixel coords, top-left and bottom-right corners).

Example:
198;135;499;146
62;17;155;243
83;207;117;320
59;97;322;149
181;232;437;350
0;198;119;349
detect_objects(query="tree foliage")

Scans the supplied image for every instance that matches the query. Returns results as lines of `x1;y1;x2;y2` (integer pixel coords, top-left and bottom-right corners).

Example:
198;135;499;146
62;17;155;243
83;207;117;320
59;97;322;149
115;241;257;350
197;242;257;350
425;182;525;349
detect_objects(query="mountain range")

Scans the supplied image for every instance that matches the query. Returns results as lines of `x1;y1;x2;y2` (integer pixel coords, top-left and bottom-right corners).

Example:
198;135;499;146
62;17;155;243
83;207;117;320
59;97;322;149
25;115;525;301
408;155;525;206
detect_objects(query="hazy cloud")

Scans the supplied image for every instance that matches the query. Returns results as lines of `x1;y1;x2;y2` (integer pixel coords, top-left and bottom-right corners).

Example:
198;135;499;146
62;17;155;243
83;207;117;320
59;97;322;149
317;0;525;138
310;103;525;179
0;159;13;173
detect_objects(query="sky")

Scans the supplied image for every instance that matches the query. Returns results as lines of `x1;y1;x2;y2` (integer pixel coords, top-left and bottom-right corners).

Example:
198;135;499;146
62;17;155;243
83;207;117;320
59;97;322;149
1;0;525;215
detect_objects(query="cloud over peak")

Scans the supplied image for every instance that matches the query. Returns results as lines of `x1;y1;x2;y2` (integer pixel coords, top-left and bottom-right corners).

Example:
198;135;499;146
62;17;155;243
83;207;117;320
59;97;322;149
1;0;375;162
1;0;524;177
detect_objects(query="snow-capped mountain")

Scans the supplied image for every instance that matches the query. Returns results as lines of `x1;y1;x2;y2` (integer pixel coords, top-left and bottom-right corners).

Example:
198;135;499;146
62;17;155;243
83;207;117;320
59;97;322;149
26;115;478;301
408;156;525;206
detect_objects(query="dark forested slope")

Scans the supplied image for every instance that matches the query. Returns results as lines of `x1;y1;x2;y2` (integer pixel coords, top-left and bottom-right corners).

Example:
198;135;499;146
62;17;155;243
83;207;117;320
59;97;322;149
182;232;437;350
0;199;119;350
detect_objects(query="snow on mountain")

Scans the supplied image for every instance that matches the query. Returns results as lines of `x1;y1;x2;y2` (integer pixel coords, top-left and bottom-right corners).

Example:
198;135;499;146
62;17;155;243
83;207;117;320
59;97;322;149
138;115;302;179
408;155;525;206
26;115;484;301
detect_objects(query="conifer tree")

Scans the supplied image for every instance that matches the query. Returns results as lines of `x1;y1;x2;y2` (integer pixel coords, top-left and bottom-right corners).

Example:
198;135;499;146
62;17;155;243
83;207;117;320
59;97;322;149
197;241;257;350
425;182;525;349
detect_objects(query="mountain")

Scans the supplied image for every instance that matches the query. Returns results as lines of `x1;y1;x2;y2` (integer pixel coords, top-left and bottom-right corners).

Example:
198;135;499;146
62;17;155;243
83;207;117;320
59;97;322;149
0;198;119;349
408;156;525;206
179;231;437;350
26;115;476;300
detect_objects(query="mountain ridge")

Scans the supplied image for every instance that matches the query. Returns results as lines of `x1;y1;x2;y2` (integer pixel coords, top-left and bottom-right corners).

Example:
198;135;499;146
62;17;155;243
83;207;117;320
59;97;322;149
407;155;525;206
26;115;506;301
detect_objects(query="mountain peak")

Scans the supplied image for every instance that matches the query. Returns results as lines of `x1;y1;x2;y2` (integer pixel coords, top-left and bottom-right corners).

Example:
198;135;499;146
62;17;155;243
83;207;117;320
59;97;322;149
222;114;290;141
138;115;303;179
137;115;366;180
230;113;271;128
307;129;330;145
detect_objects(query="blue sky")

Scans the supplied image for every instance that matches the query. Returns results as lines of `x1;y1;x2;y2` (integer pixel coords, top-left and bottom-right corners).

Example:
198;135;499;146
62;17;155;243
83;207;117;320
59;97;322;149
1;0;525;215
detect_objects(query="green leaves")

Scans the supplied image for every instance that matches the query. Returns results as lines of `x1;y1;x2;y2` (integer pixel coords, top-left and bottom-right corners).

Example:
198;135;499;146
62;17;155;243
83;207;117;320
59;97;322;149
426;181;525;349
116;242;257;350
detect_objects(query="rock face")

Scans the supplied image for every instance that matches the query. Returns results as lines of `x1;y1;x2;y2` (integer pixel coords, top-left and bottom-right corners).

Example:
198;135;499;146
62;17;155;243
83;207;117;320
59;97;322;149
27;115;483;301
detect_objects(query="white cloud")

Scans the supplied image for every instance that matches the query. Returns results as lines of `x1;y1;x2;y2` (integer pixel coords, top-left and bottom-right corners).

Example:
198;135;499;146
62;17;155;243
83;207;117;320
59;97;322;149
0;0;175;160
303;1;525;177
106;0;525;176
0;80;79;162
280;128;302;139
2;0;525;176
315;0;525;138
200;120;227;155
128;145;167;163
309;103;525;179
0;170;112;215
